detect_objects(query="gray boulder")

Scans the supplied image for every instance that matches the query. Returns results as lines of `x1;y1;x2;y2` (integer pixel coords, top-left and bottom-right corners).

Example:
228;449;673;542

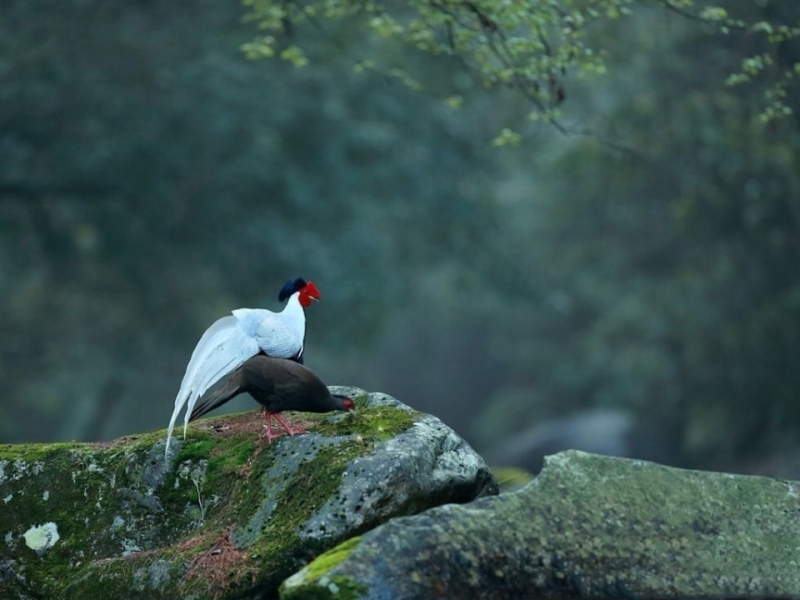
282;449;800;599
0;388;495;599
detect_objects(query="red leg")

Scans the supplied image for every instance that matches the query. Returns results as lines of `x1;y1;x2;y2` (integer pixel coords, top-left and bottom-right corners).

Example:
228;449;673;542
272;412;307;437
261;408;277;443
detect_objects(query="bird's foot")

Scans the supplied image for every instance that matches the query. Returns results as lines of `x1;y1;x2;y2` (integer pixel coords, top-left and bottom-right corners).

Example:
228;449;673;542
272;413;307;437
260;424;284;443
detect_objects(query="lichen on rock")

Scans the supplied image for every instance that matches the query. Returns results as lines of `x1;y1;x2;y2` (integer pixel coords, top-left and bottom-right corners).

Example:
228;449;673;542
22;522;59;554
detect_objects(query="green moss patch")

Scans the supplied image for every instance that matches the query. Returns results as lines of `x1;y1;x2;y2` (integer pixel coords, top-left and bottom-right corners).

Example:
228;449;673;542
313;405;417;442
280;575;368;600
278;537;367;599
300;536;362;581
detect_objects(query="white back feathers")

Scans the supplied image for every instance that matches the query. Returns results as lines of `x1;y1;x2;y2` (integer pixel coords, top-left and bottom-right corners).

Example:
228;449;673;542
164;279;319;457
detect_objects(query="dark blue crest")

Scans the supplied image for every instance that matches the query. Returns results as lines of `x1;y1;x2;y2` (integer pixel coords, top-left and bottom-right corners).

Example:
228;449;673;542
278;277;307;302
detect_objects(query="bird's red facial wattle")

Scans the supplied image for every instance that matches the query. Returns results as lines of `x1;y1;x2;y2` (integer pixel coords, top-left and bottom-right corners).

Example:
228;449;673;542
298;282;320;308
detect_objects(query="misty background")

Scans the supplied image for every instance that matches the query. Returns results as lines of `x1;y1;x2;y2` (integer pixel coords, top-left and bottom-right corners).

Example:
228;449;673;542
2;0;799;477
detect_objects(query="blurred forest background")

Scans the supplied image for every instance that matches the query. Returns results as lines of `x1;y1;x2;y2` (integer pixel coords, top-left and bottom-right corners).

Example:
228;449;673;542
2;0;799;476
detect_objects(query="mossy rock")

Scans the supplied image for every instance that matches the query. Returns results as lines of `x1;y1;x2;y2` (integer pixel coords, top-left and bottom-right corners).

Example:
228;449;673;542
0;389;496;600
282;449;800;599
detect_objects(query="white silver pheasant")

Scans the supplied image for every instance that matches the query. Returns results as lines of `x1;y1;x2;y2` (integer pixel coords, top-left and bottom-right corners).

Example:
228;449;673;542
164;277;320;456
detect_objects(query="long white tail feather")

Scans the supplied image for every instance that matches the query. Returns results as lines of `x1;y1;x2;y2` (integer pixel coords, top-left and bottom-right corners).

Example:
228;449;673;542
189;315;238;368
173;315;237;411
180;334;259;435
167;318;237;440
177;322;242;413
165;317;256;457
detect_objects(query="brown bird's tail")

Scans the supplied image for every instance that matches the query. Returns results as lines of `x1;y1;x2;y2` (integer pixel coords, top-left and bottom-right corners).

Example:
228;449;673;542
188;373;244;422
